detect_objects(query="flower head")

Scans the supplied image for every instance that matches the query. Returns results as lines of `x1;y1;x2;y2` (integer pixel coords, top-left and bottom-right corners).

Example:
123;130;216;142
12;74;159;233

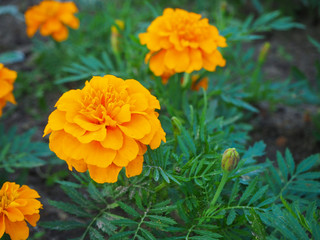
221;148;240;172
25;0;80;42
0;64;17;117
139;8;227;77
43;75;166;183
0;182;42;240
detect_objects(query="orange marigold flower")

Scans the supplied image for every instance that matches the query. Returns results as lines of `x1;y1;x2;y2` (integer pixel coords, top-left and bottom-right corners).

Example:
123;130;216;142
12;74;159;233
139;8;227;76
190;75;208;91
43;75;166;183
0;63;17;117
0;182;42;240
25;0;80;42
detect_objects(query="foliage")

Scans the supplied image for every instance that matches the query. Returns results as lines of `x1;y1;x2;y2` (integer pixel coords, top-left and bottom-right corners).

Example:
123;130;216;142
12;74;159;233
0;0;319;239
0;124;53;173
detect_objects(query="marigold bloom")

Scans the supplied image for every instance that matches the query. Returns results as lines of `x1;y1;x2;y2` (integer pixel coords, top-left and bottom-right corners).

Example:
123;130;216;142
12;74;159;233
0;64;17;117
25;0;80;42
0;182;42;240
139;8;227;76
43;75;166;183
190;75;208;91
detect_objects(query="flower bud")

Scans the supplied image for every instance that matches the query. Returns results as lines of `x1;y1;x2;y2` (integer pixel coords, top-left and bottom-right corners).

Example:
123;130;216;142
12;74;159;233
111;19;125;54
221;148;239;171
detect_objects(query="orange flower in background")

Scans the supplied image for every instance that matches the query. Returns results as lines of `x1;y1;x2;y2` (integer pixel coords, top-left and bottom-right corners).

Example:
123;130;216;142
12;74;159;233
190;75;208;91
139;8;227;77
25;0;80;42
43;75;166;183
0;182;42;240
0;64;17;117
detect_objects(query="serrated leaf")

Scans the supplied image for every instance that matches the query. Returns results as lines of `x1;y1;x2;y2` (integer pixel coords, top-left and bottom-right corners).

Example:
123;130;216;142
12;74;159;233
109;230;135;240
48;200;91;217
227;209;237;225
117;201;140;218
248;185;269;206
89;228;105;240
249;209;266;240
238;177;258;205
296;154;319;174
140;228;156;240
40;221;86;231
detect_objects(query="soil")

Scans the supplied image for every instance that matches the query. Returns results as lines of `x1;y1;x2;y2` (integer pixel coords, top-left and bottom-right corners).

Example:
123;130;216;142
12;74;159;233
0;1;319;239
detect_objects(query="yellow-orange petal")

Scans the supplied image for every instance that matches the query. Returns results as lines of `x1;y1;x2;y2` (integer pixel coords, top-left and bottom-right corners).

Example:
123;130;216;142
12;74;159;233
0;214;5;239
52;25;69;42
24;213;40;227
85;142;116;168
88;163;122;183
4;218;29;240
149;50;166;76
118;114;151;139
18;186;41;199
5;207;24;222
100;127;123;150
113;136;139;167
46;110;65;132
125;155;144;178
77;127;106;143
73;114;101;131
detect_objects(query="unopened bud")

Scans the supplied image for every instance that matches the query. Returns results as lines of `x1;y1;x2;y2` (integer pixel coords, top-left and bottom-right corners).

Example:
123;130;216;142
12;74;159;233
221;148;239;171
111;20;125;54
258;42;270;64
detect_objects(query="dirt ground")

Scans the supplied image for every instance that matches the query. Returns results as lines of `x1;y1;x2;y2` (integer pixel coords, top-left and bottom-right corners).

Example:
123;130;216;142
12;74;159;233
0;2;319;239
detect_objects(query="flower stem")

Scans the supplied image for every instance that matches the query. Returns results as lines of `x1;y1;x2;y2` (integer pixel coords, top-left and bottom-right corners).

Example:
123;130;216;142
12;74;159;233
181;72;191;88
210;171;229;208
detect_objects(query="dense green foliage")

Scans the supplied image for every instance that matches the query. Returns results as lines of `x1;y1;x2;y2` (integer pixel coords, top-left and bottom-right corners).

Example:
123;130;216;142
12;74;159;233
0;0;319;239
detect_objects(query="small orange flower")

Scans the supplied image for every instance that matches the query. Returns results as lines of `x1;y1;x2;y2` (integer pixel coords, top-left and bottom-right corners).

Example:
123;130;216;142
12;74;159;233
190;75;208;91
0;64;17;117
25;0;80;42
43;75;166;183
0;182;42;240
139;8;227;77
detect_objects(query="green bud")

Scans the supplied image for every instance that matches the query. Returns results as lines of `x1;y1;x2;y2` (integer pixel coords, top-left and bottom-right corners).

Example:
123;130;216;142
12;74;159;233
221;148;240;171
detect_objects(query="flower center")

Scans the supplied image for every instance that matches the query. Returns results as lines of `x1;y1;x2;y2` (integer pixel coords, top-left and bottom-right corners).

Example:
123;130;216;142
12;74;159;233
80;84;129;125
0;191;17;211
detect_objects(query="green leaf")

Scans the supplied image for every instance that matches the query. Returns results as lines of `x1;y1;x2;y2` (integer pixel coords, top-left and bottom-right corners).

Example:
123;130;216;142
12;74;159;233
48;200;91;217
248;185;269;206
227;209;237;225
40;221;86;231
140;228;156;240
89;228;105;240
238;177;258;205
117;201;140;218
88;182;107;203
249;209;266;240
285;149;295;177
109;231;135;240
296;154;319;174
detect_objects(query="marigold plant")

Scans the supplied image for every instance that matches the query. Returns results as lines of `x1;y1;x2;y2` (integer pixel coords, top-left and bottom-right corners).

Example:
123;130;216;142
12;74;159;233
25;0;80;42
0;182;42;240
0;63;17;117
139;8;227;77
43;75;166;183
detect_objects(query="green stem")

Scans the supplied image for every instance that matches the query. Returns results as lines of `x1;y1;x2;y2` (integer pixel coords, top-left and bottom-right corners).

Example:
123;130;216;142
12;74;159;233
210;171;229;208
181;72;191;88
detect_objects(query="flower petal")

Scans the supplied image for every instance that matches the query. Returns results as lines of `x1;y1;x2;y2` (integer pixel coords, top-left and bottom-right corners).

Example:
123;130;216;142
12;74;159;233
125;155;144;178
88;163;122;183
100;127;123;150
118;114;151;139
